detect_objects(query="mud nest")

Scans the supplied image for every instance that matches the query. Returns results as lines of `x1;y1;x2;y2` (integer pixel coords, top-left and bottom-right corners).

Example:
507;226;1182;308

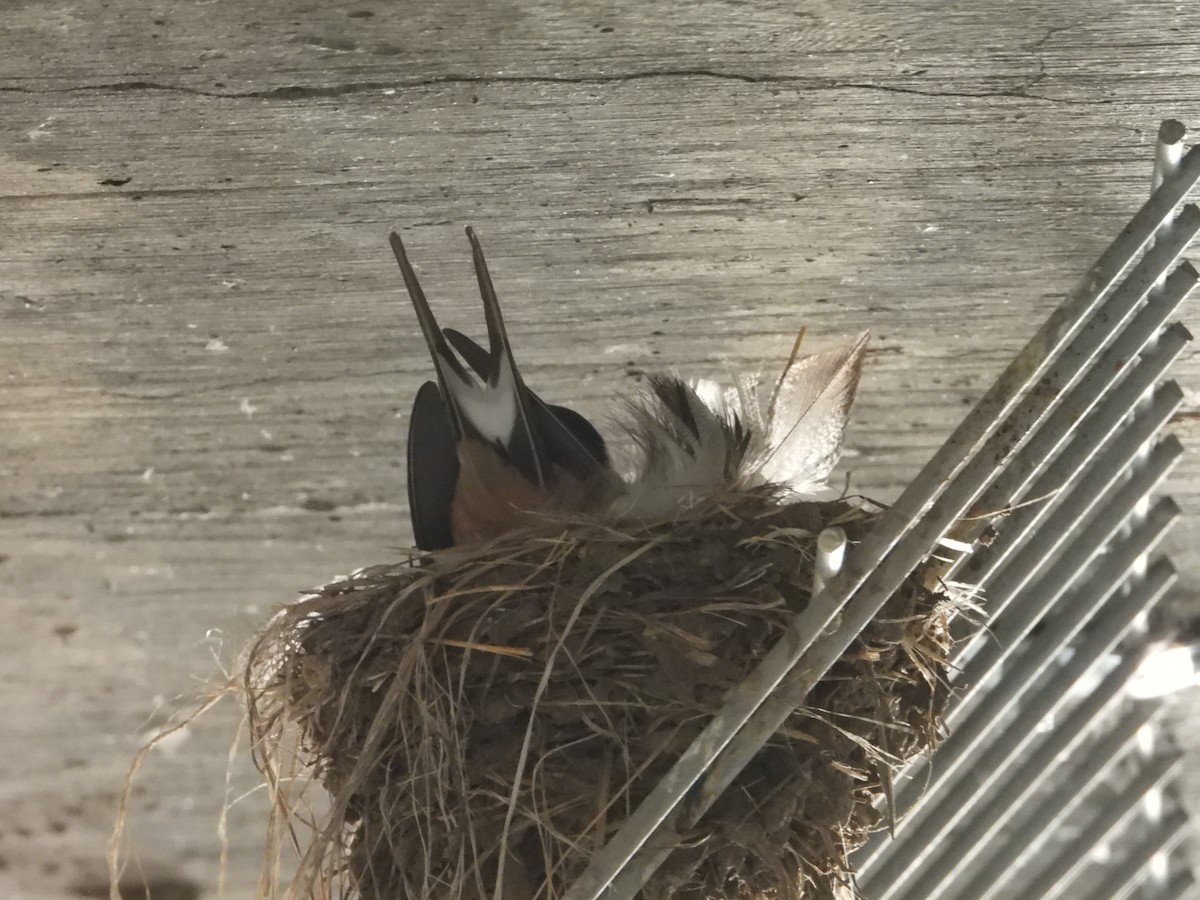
244;490;957;899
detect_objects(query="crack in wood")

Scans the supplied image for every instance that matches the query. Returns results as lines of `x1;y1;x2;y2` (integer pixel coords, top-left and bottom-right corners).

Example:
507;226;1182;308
0;69;1097;106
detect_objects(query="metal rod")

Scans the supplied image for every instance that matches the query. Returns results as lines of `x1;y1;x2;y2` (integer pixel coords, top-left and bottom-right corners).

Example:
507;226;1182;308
1024;757;1185;900
1110;811;1191;900
856;290;1188;850
849;226;1197;878
1128;119;1188;895
960;386;1183;651
922;693;1165;900
947;444;1182;722
674;250;1197;893
954;695;1167;900
952;368;1186;676
958;390;1183;630
858;557;1178;896
1162;870;1199;900
1154;120;1188;237
852;138;1198;890
947;263;1195;574
928;207;1197;579
954;315;1192;600
857;495;1179;879
561;139;1200;900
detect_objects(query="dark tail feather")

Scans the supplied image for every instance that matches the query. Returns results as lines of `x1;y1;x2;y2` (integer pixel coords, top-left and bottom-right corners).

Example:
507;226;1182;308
389;232;472;436
461;227;548;487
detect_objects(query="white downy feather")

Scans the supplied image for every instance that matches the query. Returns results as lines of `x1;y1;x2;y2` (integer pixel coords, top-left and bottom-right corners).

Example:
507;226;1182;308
613;375;745;519
749;330;869;495
615;332;868;518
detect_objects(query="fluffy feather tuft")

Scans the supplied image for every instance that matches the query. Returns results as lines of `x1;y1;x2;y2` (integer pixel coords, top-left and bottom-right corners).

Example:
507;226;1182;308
613;332;868;518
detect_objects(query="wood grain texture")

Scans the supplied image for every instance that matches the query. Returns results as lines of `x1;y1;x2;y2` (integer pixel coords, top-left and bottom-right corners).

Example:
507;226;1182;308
2;0;1198;896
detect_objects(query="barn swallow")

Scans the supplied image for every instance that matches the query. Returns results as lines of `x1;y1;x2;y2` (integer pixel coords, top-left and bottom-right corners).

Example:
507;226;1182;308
395;228;868;549
393;229;616;550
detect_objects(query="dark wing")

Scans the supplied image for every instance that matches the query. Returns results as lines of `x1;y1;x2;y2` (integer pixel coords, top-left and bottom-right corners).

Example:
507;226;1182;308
407;381;458;550
539;404;610;469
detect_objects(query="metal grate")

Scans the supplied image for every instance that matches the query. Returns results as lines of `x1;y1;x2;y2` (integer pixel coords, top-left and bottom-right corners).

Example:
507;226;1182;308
564;120;1199;900
853;120;1197;900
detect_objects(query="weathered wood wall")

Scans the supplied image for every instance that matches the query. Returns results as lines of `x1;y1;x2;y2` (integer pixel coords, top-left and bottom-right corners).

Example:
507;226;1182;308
2;1;1198;896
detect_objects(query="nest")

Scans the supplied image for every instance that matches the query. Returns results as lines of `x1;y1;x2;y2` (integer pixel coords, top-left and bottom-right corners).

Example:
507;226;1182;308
244;489;957;899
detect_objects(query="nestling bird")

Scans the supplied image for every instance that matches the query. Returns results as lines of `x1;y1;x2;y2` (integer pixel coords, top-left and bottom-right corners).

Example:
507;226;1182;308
393;228;868;550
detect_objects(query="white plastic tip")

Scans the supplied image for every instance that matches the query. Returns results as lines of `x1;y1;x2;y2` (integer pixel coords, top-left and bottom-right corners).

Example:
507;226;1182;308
1090;840;1113;864
1137;721;1157;757
935;535;975;554
1150;849;1171;885
1142;786;1165;823
813;526;848;596
1127;641;1200;700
